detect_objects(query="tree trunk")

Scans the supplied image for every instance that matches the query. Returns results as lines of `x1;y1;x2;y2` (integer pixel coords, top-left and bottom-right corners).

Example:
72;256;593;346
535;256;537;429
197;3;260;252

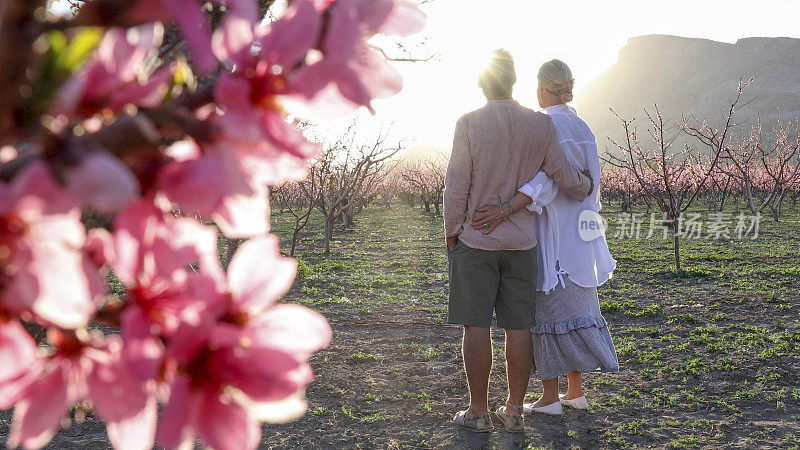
290;220;301;257
718;190;729;212
324;216;332;254
774;189;787;222
434;201;441;216
673;231;681;272
342;209;354;228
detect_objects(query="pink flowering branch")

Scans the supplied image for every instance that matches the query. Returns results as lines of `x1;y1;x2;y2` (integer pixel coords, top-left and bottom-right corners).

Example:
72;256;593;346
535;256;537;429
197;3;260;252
1;1;426;449
602;80;750;271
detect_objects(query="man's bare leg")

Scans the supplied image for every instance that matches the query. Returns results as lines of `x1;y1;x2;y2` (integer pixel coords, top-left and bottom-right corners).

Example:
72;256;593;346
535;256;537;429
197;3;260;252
504;329;532;415
463;325;492;417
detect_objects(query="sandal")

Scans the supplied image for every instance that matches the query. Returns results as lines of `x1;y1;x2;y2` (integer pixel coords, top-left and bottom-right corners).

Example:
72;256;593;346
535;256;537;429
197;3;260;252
493;405;524;433
453;409;493;433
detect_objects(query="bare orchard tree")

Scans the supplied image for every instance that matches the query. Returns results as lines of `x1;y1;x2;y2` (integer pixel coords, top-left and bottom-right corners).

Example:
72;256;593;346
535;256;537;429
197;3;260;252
375;165;402;208
302;126;403;253
603;81;746;271
399;155;446;215
337;160;397;225
272;179;315;256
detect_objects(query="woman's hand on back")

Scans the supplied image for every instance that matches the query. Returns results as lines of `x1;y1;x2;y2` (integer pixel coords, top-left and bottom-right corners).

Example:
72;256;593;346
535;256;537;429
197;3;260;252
472;204;504;235
582;170;594;197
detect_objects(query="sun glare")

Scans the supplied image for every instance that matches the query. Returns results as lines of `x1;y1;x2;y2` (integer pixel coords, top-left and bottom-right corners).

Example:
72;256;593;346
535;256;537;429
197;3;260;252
364;0;800;156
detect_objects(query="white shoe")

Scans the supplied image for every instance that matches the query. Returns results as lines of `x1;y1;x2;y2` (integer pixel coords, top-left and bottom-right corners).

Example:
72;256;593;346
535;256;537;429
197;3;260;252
559;395;589;410
522;401;563;415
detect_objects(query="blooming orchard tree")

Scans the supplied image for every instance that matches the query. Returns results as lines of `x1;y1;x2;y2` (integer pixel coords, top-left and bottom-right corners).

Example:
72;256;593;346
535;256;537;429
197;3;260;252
0;1;425;449
601;167;648;214
786;164;800;208
710;116;800;221
603;81;748;271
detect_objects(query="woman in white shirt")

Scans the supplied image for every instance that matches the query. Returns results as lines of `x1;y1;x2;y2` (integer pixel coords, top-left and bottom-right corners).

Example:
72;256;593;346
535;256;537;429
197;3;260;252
471;59;618;415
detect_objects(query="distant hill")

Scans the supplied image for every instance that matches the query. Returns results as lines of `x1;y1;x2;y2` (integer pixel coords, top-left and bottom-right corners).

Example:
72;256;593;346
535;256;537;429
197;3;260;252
576;34;800;153
395;145;449;163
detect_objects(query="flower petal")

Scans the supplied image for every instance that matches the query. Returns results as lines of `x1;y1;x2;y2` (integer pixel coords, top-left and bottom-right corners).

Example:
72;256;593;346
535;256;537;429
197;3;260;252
105;396;157;450
196;393;261;450
212;182;270;239
212;5;255;64
156;376;197;449
227;235;296;314
7;365;70;450
213;346;310;403
259;0;320;67
214;76;264;142
344;47;403;102
345;0;393;35
319;0;361;60
378;0;427;37
65;151;140;215
27;235;100;329
108;65;173;111
247;304;332;361
111;199;160;284
233;390;308;424
0;320;42;409
87;356;151;422
121;307;165;380
161;0;217;73
259;112;320;159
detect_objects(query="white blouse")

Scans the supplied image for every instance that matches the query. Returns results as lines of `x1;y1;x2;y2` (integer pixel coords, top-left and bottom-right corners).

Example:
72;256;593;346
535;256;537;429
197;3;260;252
519;104;616;292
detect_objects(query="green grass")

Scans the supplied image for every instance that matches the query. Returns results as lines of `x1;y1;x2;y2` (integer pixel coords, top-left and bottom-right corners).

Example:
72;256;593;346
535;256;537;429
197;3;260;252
262;200;800;448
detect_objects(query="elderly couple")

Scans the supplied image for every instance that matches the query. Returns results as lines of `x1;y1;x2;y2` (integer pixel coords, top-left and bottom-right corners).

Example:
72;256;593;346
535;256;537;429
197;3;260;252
443;50;619;432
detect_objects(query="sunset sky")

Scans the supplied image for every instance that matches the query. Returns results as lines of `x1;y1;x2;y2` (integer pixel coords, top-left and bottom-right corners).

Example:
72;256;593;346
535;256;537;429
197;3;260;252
366;0;800;154
49;0;800;154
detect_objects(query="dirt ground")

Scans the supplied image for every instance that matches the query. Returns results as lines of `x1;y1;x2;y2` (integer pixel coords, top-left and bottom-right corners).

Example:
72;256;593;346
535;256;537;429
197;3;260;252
2;203;799;449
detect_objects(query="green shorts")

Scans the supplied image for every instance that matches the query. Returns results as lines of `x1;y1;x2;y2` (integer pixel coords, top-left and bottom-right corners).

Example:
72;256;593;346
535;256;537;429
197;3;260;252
447;240;538;330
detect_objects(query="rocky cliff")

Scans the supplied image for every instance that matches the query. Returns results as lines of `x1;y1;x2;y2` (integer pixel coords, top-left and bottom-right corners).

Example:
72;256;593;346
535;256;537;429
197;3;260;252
576;34;800;152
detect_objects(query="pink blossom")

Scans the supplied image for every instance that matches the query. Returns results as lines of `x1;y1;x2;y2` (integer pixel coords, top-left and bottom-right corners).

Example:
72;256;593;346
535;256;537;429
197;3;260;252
159;1;325;238
155;323;303;450
154;0;260;73
0;318;42;410
78;0;218;74
65;151;140;214
108;199;223;379
294;0;425;113
368;0;427;37
211;0;322;169
157;139;273;238
7;330;156;450
223;236;331;363
156;236;331;449
53;23;172;120
0;0;424;447
0;162;102;329
312;0;336;10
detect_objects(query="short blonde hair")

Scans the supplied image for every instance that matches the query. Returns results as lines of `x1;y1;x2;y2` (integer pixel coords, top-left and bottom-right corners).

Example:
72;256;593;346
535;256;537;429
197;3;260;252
478;49;516;98
538;59;574;103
